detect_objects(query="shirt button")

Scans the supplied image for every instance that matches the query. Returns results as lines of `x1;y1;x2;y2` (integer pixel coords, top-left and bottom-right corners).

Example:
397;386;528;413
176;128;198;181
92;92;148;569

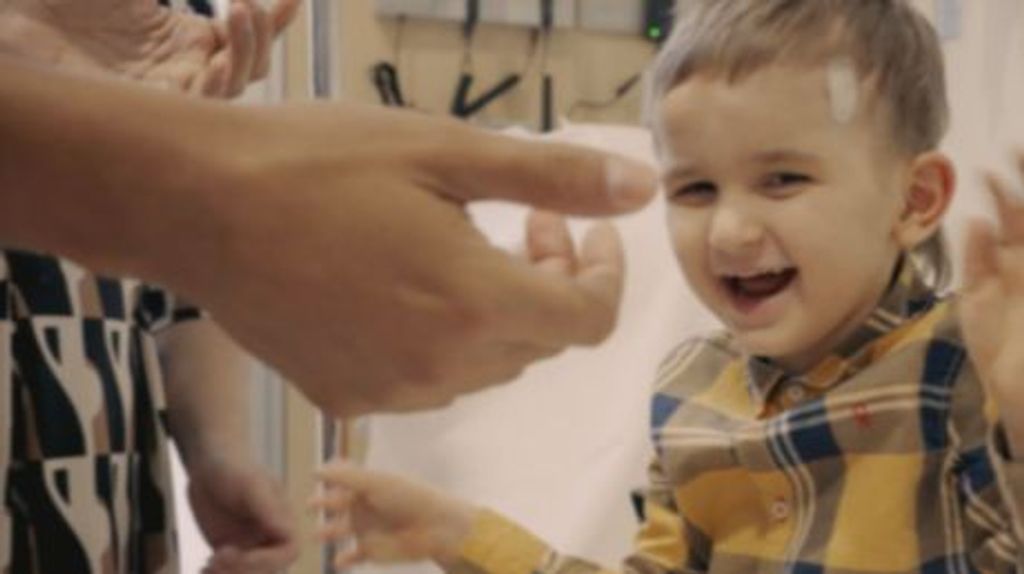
770;498;791;521
786;385;806;402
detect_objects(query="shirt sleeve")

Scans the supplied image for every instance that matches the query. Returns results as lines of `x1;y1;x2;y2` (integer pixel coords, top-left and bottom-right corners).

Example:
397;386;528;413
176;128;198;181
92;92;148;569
445;457;703;574
977;425;1024;567
950;367;1024;570
135;285;204;334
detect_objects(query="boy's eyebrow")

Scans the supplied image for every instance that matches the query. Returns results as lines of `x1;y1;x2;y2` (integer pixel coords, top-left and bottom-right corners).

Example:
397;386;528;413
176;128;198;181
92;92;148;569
749;149;822;165
661;150;822;182
662;164;702;182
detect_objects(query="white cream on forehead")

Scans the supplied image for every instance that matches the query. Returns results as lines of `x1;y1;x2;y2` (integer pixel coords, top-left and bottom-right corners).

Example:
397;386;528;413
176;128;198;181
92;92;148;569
826;57;859;124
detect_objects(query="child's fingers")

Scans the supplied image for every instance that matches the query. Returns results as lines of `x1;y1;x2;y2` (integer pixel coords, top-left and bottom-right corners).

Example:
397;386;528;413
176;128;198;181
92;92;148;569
526;210;577;276
308;490;355;515
244;0;273;81
194;54;230;98
316;461;380;492
576;220;625;315
270;0;302;36
316;517;353;543
333;545;367;570
963;218;1000;293
986;172;1024;243
223;0;257;97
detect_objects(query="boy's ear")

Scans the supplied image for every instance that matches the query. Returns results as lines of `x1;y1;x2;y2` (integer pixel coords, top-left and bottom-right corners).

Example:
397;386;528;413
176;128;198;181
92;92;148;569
893;152;956;250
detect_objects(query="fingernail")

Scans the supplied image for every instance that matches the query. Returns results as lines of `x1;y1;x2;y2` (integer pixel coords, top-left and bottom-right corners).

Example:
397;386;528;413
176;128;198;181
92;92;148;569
605;158;658;209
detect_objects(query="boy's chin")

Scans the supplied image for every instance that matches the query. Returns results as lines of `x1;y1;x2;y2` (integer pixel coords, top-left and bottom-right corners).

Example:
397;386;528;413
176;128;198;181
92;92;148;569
732;330;810;366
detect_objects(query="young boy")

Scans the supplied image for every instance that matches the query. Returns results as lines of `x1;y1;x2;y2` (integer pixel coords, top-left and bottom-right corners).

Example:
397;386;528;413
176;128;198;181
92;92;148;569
314;1;1024;571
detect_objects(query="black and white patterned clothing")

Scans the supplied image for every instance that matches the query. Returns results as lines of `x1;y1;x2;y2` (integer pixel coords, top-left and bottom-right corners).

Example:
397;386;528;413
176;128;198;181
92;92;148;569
0;250;201;573
1;2;230;571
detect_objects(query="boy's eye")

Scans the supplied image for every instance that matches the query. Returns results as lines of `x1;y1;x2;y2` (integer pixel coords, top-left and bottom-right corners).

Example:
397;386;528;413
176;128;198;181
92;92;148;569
671;181;718;204
761;172;812;193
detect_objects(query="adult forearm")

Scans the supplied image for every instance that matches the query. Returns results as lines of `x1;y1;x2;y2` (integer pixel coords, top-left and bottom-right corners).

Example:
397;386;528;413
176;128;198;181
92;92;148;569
0;53;659;416
0;56;235;283
160;319;253;468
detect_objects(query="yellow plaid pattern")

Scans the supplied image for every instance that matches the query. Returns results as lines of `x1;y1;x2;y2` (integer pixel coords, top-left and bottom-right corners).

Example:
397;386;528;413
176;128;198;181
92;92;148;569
451;266;1024;574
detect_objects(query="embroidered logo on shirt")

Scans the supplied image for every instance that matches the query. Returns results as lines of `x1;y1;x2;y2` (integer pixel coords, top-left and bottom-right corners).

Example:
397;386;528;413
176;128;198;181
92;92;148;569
853;403;872;428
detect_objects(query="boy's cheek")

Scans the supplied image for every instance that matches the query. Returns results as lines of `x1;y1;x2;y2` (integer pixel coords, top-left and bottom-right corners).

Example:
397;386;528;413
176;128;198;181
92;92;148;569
666;227;707;270
665;208;705;239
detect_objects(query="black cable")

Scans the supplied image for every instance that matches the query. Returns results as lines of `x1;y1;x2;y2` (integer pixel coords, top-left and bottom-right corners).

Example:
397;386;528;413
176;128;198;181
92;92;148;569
539;0;555;132
450;0;526;119
458;27;540;117
459;0;478;71
372;62;405;107
461;74;523;117
540;0;554;31
542;74;555;132
463;0;480;40
371;15;409;107
567;72;644;119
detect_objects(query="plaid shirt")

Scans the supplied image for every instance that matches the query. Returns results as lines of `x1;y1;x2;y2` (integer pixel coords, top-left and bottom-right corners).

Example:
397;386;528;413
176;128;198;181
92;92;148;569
452;265;1024;574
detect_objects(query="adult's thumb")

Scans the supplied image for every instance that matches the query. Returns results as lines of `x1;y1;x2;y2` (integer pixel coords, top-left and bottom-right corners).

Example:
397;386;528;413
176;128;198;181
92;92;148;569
433;130;658;216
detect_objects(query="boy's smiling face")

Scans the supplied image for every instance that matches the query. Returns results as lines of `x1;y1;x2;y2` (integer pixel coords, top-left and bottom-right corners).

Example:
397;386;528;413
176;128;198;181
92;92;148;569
658;64;912;371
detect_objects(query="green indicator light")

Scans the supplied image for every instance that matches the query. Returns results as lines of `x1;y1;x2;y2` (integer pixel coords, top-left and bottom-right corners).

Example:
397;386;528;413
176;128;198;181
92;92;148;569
648;25;662;39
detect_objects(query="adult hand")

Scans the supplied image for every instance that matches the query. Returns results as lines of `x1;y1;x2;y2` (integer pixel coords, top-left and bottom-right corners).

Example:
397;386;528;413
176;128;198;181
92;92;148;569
187;455;297;574
0;0;299;98
156;102;654;415
0;63;659;417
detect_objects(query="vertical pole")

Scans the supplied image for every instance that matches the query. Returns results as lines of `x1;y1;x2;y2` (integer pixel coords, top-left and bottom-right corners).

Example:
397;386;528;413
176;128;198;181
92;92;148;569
309;4;341;574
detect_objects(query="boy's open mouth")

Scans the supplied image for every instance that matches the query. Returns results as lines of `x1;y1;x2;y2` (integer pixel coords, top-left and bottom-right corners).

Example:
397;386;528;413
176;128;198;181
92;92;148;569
722;268;799;307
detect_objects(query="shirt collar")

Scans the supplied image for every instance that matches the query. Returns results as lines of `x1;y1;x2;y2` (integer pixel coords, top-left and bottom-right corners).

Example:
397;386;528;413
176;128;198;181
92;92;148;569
744;259;939;406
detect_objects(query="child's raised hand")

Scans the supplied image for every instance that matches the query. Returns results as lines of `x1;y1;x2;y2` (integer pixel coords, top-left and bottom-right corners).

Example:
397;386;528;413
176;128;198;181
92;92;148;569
311;462;478;570
525;209;623;284
961;152;1024;455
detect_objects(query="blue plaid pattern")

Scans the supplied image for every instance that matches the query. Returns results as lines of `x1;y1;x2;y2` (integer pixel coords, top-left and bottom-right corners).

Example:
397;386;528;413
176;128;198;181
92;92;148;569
451;264;1024;574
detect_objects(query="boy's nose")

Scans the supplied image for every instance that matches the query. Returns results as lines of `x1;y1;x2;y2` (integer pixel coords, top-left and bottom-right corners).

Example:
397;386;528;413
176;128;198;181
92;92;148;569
708;205;764;257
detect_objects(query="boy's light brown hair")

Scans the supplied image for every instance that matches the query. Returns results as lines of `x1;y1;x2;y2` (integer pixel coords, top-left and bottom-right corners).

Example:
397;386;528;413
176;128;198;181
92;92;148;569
648;0;952;288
